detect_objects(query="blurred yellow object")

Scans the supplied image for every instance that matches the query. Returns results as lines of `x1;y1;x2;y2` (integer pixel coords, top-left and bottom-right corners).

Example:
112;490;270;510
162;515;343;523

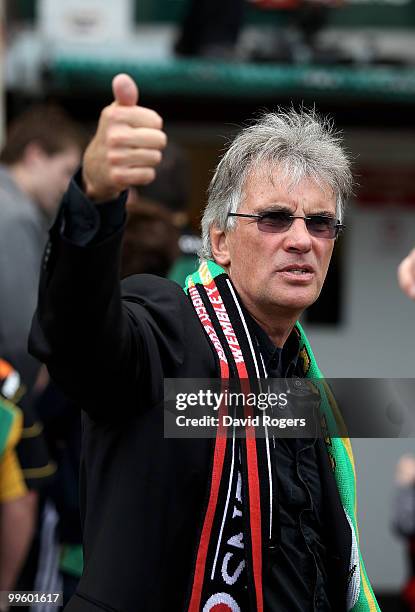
0;392;27;503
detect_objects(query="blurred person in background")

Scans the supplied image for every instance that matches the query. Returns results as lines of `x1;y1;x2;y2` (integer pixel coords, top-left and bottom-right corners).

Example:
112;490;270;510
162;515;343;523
122;191;179;278
0;104;84;391
0;359;40;611
33;380;82;608
0;357;55;611
0;377;27;605
0;104;83;610
134;142;201;285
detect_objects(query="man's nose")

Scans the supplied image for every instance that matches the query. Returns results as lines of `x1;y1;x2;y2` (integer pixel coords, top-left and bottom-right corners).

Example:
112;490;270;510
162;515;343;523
283;217;313;252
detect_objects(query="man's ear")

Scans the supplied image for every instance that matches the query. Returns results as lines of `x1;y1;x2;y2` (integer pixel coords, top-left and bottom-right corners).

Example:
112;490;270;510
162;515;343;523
210;225;231;267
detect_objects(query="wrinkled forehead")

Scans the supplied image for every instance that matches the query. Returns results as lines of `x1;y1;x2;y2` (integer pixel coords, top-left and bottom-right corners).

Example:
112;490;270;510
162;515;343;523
240;161;337;211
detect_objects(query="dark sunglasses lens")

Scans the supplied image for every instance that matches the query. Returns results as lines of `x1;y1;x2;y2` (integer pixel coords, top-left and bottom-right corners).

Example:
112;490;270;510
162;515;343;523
257;213;292;233
306;216;337;238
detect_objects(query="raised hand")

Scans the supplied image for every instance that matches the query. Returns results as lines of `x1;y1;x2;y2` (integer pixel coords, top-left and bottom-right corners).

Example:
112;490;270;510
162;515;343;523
82;73;167;202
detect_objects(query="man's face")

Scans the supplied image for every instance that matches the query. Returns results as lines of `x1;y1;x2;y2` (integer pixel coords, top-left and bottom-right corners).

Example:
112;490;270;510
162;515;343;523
33;146;81;216
212;168;337;325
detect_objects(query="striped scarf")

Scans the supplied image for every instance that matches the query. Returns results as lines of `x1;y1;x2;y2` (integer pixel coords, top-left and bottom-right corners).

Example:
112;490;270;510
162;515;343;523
184;260;380;612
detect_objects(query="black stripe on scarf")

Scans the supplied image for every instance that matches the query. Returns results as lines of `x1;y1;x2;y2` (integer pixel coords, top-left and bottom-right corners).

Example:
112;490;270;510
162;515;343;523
187;273;272;612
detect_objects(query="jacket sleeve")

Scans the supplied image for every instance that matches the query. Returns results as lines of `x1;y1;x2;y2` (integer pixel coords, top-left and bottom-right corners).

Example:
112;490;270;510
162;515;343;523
28;178;158;419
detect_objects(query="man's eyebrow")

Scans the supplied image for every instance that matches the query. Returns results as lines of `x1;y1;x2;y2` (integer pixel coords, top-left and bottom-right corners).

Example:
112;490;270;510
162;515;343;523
256;205;337;218
310;210;337;218
256;204;291;214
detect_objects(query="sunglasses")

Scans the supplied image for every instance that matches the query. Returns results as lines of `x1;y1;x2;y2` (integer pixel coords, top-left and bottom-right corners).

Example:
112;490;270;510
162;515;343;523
227;211;343;239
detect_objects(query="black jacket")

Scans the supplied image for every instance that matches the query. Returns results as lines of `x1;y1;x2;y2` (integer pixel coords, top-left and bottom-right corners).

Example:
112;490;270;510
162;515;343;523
29;196;351;612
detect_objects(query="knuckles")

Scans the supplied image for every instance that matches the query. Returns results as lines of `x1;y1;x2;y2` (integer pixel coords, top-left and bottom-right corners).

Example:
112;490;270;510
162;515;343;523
101;104;117;123
108;167;156;188
106;128;127;149
150;150;163;165
159;131;168;149
108;168;126;187
398;258;414;292
150;110;163;130
106;149;125;165
140;168;156;184
101;103;164;131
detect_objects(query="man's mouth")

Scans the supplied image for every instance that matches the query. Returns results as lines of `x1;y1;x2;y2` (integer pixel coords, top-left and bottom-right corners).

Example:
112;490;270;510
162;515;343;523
279;265;314;274
278;264;315;281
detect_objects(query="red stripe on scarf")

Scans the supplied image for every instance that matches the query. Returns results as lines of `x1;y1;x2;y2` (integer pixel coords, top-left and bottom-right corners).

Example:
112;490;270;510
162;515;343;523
188;284;230;611
207;280;263;612
246;432;264;612
188;362;228;612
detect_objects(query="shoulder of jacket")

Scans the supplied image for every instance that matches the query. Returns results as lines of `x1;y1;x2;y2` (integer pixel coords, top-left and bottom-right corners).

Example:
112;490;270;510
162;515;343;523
121;274;187;300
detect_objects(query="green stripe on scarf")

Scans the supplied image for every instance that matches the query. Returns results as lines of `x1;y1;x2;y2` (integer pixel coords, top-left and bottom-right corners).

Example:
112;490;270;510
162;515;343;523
295;322;379;611
184;261;380;612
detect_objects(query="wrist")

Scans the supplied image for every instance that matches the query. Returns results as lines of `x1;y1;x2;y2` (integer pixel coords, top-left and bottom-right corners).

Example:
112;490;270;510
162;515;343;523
81;171;121;203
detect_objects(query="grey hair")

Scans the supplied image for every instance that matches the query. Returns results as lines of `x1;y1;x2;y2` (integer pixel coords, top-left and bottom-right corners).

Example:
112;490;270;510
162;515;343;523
200;108;353;261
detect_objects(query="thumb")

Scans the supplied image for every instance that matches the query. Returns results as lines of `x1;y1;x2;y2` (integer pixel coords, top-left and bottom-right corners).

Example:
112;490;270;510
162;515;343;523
112;73;139;107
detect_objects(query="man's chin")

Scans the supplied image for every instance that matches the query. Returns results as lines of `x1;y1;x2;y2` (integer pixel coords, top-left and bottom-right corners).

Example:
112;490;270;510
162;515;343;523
269;290;318;313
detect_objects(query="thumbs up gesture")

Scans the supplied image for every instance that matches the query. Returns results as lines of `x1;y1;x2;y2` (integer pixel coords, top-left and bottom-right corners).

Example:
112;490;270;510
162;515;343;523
82;74;167;202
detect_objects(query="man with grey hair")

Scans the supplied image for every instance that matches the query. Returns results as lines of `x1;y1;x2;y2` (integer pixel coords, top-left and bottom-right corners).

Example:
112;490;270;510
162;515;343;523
29;74;379;612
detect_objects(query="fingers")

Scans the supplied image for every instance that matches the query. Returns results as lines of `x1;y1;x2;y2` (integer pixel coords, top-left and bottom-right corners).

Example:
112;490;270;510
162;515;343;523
106;126;167;151
103;104;163;130
109;167;157;189
112;73;139;107
107;147;163;168
104;143;164;191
